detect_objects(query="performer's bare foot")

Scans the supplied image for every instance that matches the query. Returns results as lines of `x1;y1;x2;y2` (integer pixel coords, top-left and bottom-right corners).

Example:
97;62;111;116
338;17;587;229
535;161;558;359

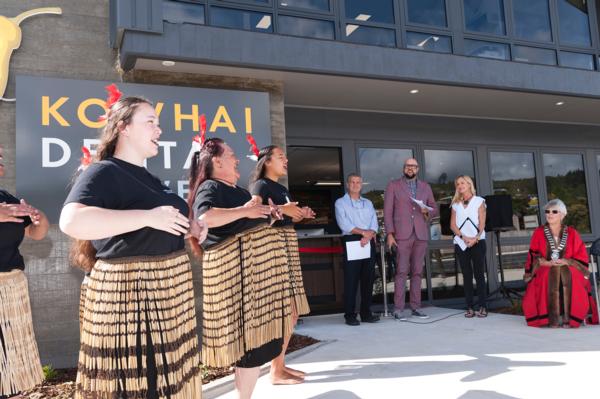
284;366;306;378
270;370;304;385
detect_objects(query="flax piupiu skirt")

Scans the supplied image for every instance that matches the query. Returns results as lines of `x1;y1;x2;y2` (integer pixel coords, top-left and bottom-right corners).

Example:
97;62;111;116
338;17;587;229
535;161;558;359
0;269;44;396
201;225;293;368
277;226;311;316
76;250;202;399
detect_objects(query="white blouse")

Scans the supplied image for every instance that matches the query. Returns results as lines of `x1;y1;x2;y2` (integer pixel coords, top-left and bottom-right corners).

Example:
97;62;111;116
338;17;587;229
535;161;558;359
451;195;486;240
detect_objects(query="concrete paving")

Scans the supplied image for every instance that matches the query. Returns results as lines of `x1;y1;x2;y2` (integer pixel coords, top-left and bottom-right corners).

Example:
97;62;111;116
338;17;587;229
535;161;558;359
209;307;600;399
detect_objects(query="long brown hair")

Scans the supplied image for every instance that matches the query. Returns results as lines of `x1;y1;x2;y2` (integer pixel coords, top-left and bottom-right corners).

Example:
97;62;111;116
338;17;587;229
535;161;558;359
71;96;153;272
248;145;278;189
187;138;226;256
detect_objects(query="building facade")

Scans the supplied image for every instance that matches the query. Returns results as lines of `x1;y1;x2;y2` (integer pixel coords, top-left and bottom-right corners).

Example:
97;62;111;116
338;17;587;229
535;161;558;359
2;0;600;367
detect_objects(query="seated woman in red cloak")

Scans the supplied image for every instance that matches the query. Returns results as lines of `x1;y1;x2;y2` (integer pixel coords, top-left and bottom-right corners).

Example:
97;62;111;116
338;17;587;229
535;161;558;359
523;199;599;328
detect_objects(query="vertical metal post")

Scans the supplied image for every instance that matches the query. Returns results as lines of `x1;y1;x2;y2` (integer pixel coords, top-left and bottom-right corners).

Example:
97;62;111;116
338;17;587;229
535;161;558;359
380;234;391;317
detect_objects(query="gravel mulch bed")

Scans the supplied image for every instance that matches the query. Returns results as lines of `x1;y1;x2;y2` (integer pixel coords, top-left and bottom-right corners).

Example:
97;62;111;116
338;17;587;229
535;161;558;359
16;333;320;398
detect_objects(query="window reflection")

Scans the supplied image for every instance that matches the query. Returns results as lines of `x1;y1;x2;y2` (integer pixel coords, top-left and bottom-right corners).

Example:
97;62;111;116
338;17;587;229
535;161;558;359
163;1;205;24
424;149;475;240
287;146;343;230
406;32;451;53
543;153;590;233
430;247;465;300
358;147;413;215
557;0;591;47
278;16;335;39
279;0;330;12
560;51;594;70
463;0;505;36
210;7;273;32
345;24;396;47
490;152;539;238
344;0;395;24
494;243;529;286
512;0;552;42
513;45;556;65
464;39;509;60
406;0;447;27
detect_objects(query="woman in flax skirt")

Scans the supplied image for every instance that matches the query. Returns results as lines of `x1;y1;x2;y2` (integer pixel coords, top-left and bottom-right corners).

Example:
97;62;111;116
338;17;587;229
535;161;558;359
60;95;207;398
249;145;315;385
0;145;49;398
188;138;293;399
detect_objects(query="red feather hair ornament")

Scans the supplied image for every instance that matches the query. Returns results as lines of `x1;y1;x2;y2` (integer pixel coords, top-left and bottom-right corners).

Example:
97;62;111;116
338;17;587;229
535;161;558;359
199;114;207;145
98;83;123;121
246;135;259;161
79;146;93;171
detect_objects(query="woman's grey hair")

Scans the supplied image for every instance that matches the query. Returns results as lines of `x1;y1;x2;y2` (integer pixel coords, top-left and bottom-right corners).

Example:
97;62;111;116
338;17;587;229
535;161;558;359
545;199;567;216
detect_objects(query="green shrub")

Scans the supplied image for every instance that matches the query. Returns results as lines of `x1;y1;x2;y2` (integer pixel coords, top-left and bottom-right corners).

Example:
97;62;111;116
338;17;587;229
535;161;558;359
43;364;59;381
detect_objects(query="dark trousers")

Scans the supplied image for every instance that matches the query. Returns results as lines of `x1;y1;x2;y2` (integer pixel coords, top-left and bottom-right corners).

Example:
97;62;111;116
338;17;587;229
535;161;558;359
342;236;376;319
456;240;487;309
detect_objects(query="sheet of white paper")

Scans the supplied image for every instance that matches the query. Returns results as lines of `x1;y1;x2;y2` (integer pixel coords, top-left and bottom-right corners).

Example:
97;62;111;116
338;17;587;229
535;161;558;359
453;236;467;251
345;240;371;261
459;219;479;237
410;197;434;211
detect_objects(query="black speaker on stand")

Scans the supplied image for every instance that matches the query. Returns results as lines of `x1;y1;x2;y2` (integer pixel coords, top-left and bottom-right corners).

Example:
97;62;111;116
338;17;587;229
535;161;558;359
484;194;522;304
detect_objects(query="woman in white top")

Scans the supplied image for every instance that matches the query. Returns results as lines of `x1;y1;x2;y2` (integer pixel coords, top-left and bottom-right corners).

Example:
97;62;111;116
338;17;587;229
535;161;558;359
450;175;487;318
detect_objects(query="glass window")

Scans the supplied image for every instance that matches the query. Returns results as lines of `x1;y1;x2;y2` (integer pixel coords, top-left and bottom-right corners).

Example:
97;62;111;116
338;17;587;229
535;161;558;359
463;0;505;36
494;243;530;286
163;1;205;24
560;51;594;70
406;32;452;53
557;0;591;47
513;45;556;65
543;153;590;233
490;152;539;237
358;148;414;215
279;0;330;12
464;39;509;60
424;149;475;240
430;247;465;300
278;16;335;39
512;0;552;42
210;7;273;32
344;24;396;47
287;146;344;231
344;0;395;24
406;0;447;27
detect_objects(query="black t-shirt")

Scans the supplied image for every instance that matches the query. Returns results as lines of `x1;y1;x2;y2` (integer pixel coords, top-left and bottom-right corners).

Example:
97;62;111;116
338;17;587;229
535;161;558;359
0;189;32;272
193;179;264;249
64;157;188;259
250;178;294;227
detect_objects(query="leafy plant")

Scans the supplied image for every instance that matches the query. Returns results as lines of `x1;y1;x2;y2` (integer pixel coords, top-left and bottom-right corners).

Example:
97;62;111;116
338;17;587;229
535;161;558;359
43;364;59;381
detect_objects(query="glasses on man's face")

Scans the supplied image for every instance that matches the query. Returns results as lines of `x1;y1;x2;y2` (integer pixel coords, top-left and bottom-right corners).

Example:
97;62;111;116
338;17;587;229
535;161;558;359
404;164;419;169
545;209;560;214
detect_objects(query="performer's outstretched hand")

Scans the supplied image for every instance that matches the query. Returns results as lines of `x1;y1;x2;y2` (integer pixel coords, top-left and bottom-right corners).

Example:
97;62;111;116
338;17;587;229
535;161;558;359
301;206;316;219
268;198;283;222
0;202;28;223
146;206;190;236
188;218;208;245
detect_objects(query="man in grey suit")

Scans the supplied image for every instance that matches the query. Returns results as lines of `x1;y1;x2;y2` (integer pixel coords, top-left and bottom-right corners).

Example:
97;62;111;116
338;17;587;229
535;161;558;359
384;158;438;320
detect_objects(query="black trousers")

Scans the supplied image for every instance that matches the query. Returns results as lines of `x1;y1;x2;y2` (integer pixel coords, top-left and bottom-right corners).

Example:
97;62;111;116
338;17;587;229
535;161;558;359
456;240;487;309
342;236;376;319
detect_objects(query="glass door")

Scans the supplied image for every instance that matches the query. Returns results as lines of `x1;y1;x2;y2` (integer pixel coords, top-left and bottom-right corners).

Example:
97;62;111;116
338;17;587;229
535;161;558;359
423;148;476;301
358;146;414;305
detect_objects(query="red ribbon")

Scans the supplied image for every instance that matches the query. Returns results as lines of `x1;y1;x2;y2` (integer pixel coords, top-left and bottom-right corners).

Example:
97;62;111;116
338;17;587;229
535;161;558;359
299;246;343;254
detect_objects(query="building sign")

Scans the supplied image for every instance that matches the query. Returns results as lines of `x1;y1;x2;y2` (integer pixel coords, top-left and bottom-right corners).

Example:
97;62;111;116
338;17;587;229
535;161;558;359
16;75;272;222
1;8;62;101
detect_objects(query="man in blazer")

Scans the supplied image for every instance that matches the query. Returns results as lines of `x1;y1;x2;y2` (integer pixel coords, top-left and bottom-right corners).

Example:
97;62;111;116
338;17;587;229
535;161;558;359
384;158;438;320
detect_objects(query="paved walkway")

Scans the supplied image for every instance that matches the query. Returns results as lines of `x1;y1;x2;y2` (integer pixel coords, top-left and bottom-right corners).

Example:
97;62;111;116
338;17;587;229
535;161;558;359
209;307;600;399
